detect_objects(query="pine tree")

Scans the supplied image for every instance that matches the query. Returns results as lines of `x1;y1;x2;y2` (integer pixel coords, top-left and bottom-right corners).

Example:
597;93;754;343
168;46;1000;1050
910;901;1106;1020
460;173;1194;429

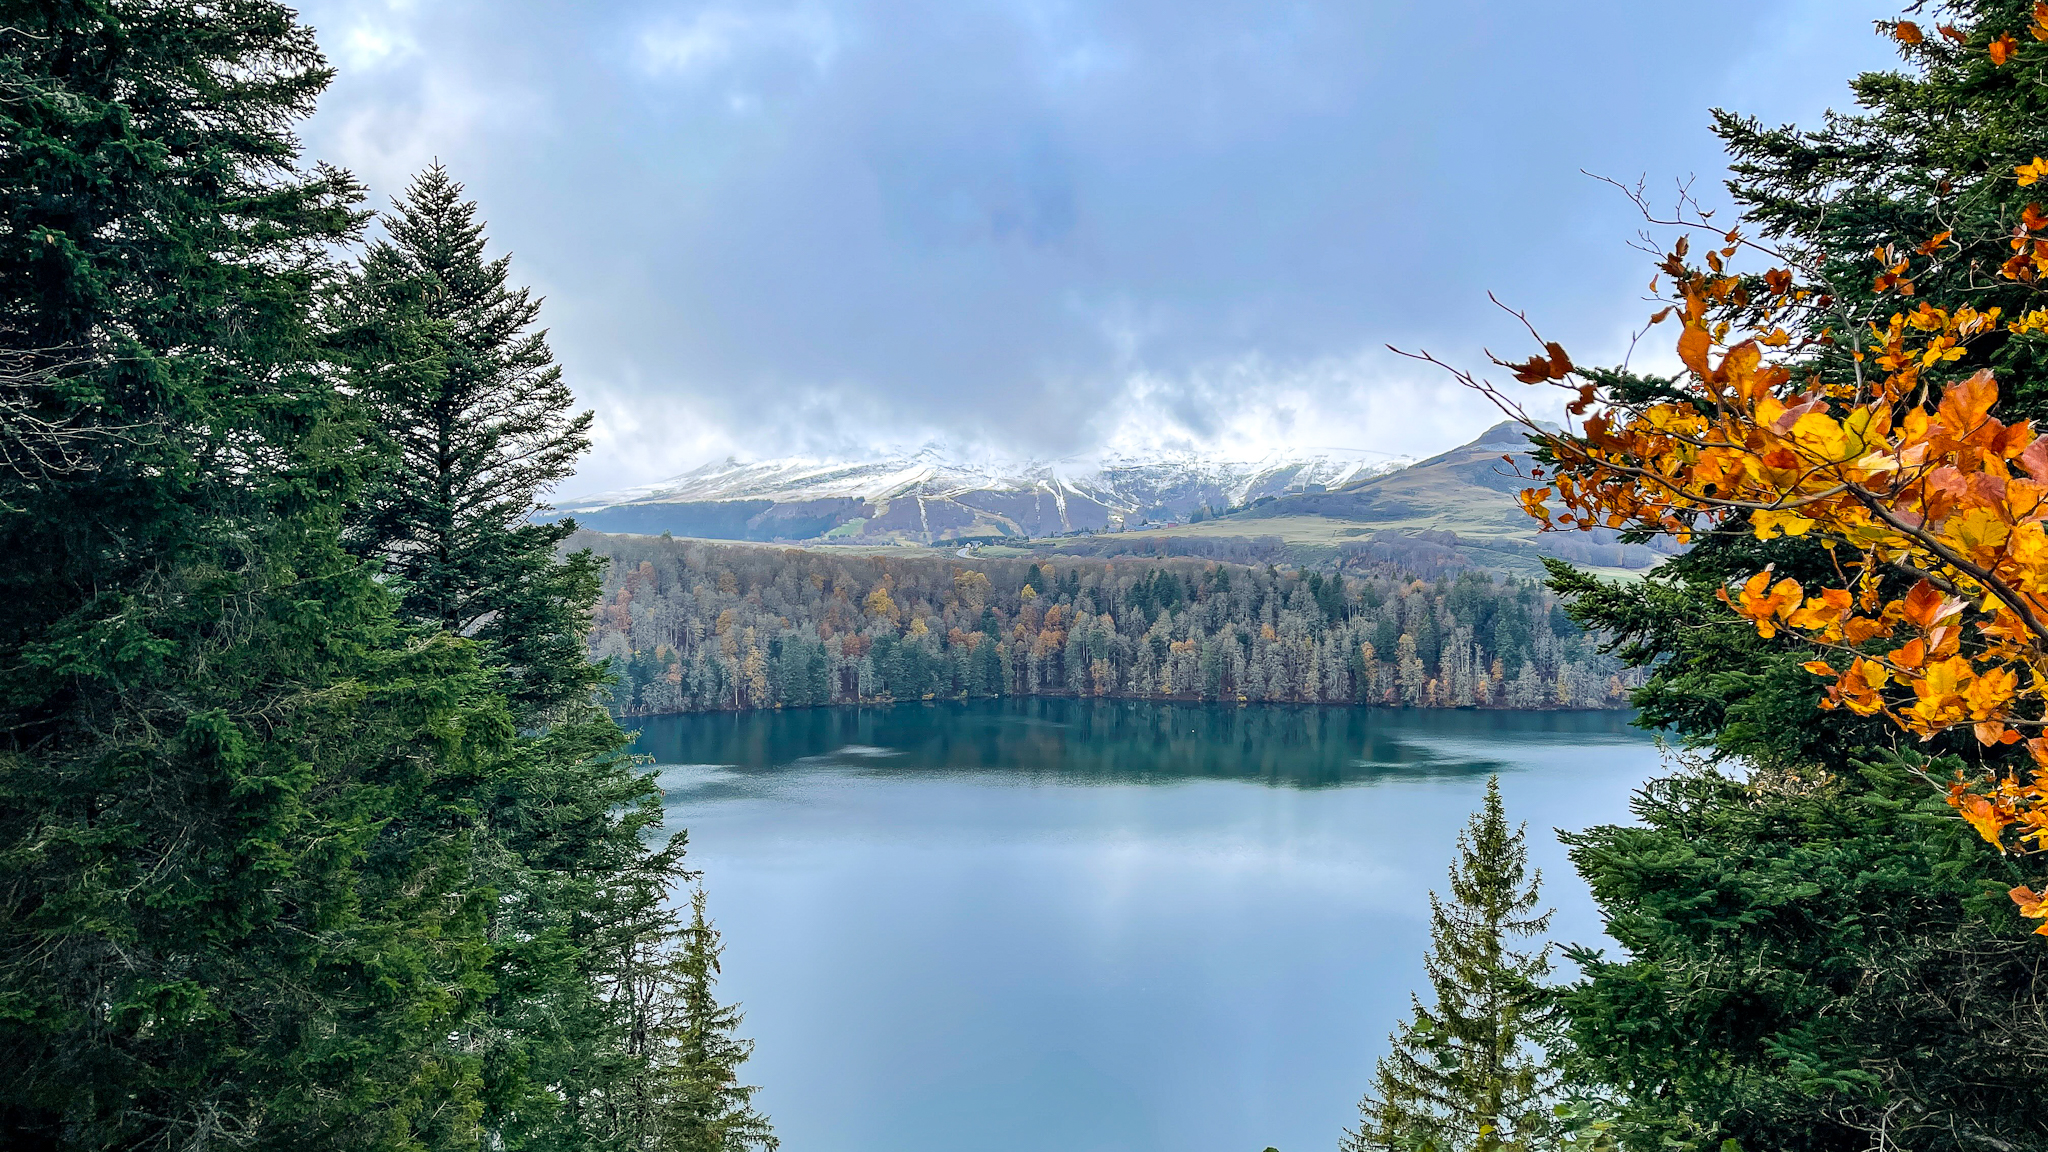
1345;778;1555;1152
329;162;600;716
626;887;777;1152
0;4;513;1145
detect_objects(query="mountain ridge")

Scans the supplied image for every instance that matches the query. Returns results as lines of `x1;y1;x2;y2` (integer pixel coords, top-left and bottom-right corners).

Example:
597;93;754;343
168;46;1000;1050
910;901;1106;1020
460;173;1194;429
557;444;1408;542
553;423;1678;576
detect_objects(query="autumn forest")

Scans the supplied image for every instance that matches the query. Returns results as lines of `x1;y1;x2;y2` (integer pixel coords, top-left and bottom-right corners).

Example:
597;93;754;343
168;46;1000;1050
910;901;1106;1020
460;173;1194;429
7;2;2048;1151
583;535;1641;716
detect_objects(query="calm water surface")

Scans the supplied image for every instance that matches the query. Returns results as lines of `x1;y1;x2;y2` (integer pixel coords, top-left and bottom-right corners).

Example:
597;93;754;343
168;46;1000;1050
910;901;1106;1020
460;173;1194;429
633;700;1662;1152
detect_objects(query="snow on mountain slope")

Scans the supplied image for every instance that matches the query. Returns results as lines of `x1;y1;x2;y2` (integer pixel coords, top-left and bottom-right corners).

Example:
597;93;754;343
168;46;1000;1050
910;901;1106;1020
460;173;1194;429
556;445;1407;543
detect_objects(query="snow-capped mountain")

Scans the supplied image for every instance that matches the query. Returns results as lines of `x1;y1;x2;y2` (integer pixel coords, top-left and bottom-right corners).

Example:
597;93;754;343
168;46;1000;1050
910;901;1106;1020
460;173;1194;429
555;445;1407;543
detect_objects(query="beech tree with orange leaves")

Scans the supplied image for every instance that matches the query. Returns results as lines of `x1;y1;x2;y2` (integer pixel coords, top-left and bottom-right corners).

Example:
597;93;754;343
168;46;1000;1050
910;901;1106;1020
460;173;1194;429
1396;4;2048;1148
1431;5;2048;939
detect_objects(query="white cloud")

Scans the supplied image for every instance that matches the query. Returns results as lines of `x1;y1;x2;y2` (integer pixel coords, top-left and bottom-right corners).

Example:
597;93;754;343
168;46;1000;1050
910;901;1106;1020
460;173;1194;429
567;373;966;498
323;0;422;70
323;72;511;197
282;0;1878;502
296;0;547;208
1081;349;1529;466
636;5;842;79
558;340;1570;500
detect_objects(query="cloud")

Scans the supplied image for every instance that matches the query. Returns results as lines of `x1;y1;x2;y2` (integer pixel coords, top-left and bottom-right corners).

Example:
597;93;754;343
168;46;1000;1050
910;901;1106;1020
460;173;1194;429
326;0;420;71
1084;351;1501;464
636;5;841;79
296;0;547;201
288;0;1899;496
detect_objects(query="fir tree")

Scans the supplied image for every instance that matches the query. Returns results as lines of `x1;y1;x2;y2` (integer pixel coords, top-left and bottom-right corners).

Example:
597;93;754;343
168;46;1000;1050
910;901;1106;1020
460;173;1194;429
632;887;778;1152
1345;778;1555;1152
332;165;724;1148
329;162;600;716
1534;5;2048;1143
0;4;512;1145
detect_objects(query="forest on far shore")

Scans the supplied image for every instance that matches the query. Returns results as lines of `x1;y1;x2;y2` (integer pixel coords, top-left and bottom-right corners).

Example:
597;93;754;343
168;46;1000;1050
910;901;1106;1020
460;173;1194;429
578;532;1642;716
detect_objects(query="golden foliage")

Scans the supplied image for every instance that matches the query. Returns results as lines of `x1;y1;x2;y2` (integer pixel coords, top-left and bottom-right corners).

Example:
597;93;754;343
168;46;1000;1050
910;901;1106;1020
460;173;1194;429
1423;17;2048;930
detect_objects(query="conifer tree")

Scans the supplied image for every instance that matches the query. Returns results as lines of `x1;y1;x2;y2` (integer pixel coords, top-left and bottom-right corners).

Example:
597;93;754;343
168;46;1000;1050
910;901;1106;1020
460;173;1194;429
1345;778;1555;1152
625;887;777;1152
329;162;600;716
0;4;513;1145
1515;5;2048;1143
332;165;723;1147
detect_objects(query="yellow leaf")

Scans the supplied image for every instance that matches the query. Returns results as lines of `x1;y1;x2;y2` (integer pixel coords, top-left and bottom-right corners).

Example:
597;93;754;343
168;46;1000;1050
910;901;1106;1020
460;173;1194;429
1955;793;2006;845
1751;509;1818;539
1790;410;1851;460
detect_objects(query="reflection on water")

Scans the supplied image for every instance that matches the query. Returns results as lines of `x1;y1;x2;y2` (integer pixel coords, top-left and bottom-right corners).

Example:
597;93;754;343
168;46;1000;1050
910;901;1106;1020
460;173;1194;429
630;698;1642;789
628;701;1659;1152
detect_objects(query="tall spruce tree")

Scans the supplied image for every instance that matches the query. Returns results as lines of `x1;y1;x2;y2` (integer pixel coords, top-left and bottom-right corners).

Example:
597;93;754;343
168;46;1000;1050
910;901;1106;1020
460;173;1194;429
0;3;513;1146
330;167;725;1149
329;163;600;716
1345;778;1555;1152
623;888;777;1152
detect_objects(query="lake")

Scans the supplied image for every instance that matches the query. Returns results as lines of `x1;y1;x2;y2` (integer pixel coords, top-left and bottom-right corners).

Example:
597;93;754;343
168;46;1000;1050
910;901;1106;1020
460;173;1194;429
634;699;1664;1152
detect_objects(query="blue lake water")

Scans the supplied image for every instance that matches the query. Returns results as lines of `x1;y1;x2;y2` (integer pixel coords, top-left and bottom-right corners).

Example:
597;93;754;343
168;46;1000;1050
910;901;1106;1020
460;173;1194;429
633;700;1663;1152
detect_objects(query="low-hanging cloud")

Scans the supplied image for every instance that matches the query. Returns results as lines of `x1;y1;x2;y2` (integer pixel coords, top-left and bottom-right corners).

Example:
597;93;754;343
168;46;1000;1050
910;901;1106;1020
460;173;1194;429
290;0;1899;497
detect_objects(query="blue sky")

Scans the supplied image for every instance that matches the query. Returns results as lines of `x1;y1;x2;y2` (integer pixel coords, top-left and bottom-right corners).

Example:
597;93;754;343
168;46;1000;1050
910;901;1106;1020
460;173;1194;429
292;0;1904;495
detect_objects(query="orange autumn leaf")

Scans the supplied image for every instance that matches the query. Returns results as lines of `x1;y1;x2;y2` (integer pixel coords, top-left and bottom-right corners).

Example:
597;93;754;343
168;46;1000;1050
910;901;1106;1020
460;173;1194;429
2015;884;2048;919
1677;325;1712;378
1431;128;2048;941
1953;788;2009;846
2010;886;2048;935
1992;32;2018;63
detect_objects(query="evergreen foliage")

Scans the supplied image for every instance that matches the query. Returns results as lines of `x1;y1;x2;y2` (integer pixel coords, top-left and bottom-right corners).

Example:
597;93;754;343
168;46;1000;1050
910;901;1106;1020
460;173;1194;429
0;3;509;1144
1346;779;1555;1152
626;888;778;1152
579;535;1638;715
329;163;601;717
1539;5;2048;1143
1557;754;2047;1151
1713;0;2048;420
1547;475;2048;1149
332;171;752;1148
0;7;763;1148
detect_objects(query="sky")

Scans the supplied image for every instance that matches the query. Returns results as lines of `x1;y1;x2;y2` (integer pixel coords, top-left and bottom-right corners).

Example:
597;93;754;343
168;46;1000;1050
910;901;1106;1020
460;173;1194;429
290;0;1905;498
